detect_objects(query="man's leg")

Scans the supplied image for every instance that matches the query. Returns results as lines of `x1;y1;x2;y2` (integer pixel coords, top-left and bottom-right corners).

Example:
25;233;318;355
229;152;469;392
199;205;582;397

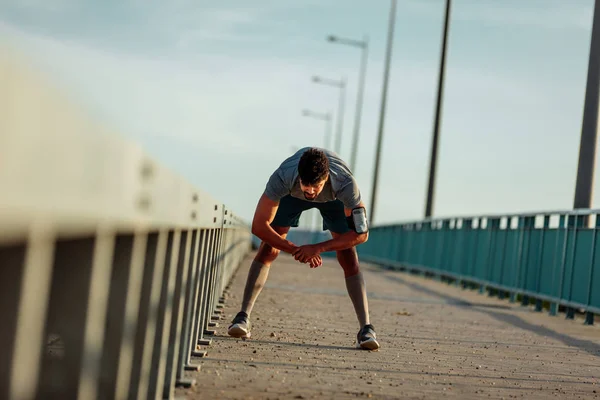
229;195;310;338
228;225;291;338
330;234;379;349
330;233;370;327
241;226;290;315
320;200;379;350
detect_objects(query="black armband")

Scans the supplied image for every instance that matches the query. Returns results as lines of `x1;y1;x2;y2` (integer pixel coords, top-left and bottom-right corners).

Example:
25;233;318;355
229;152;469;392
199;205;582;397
346;207;368;234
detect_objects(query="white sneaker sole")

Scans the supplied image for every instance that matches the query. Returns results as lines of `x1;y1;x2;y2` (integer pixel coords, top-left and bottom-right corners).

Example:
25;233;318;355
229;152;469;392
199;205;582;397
228;324;250;339
357;337;380;351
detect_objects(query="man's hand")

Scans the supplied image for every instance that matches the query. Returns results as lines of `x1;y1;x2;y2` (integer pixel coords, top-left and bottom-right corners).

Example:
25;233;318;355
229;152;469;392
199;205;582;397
293;244;322;264
307;255;323;269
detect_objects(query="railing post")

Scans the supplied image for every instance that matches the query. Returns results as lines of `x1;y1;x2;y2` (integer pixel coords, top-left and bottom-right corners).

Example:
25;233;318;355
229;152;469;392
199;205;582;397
431;221;442;281
193;230;213;351
500;217;515;300
565;215;584;320
477;217;487;294
1;231;55;400
130;230;169;400
97;231;149;400
466;218;479;290
197;229;218;347
516;216;534;306
535;215;551;312
37;233;116;400
550;215;567;316
175;228;203;381
162;230;194;399
184;230;208;363
478;218;492;294
147;231;181;400
459;218;472;289
584;214;599;325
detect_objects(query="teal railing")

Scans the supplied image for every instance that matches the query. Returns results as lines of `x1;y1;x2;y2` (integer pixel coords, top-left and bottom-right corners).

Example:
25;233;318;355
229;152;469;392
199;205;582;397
358;210;600;326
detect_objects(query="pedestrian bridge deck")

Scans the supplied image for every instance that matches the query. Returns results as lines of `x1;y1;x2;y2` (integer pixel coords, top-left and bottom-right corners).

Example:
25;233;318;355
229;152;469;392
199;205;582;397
177;251;600;400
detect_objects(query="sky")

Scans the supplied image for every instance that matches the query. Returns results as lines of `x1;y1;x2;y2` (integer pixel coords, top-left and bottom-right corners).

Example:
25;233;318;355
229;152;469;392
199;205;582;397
0;0;597;226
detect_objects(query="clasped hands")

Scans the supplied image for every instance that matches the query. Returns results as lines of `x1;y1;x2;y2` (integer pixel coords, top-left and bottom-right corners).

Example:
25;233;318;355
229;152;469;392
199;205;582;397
292;244;323;268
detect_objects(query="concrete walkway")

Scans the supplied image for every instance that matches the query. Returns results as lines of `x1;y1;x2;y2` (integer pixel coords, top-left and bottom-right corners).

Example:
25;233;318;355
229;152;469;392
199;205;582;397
177;251;600;399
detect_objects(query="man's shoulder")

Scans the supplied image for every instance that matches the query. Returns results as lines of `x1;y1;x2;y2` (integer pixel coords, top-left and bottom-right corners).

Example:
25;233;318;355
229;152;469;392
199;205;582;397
269;151;301;186
327;155;355;185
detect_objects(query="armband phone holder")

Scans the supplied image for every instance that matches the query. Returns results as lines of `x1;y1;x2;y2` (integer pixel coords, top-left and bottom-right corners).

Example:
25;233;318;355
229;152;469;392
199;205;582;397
351;207;368;234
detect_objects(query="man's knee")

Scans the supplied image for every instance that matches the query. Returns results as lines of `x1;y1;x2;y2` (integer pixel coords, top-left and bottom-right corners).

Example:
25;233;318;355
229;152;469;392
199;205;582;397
256;243;280;264
336;248;360;276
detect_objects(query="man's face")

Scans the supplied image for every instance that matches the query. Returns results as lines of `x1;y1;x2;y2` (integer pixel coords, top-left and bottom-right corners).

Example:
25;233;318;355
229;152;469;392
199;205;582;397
300;176;328;200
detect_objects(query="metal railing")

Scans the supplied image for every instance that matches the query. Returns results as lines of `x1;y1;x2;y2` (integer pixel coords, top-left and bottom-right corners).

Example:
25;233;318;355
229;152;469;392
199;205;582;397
359;209;599;326
0;43;252;399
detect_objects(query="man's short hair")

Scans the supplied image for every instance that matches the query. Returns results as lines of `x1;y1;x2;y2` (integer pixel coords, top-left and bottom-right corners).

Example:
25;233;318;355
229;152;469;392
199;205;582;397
298;148;329;185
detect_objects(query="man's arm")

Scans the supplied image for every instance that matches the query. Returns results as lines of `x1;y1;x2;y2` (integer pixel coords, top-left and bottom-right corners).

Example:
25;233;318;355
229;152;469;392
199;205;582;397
251;193;298;254
317;230;368;253
316;201;369;252
293;201;369;263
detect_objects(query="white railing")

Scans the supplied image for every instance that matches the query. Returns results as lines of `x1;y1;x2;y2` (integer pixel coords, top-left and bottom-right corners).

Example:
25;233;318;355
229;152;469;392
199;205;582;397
0;42;252;400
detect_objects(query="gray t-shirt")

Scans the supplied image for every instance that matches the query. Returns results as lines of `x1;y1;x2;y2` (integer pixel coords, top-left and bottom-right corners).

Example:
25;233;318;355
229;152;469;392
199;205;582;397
264;147;362;209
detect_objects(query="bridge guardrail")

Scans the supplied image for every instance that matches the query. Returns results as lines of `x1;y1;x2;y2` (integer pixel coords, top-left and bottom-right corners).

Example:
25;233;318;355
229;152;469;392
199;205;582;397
0;42;251;400
359;209;600;326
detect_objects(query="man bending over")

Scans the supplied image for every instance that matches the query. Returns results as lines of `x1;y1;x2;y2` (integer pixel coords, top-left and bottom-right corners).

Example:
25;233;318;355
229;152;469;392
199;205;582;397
228;147;379;350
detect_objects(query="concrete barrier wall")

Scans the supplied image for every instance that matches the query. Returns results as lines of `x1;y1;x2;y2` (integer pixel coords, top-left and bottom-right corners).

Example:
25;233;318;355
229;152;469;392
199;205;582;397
0;42;252;400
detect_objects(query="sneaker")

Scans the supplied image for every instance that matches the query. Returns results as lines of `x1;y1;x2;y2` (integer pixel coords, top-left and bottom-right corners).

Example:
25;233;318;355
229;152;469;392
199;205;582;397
228;311;251;338
356;324;380;350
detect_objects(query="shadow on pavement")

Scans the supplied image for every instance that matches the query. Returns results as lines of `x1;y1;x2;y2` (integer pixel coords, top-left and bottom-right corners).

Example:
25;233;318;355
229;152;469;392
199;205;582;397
370;268;600;358
266;282;517;309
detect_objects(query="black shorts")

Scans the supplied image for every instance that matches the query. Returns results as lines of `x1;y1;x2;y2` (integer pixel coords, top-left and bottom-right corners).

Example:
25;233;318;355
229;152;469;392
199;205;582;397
271;195;350;233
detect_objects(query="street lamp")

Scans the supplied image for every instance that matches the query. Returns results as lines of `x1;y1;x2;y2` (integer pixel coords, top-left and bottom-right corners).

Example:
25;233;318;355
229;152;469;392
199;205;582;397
327;34;369;174
424;0;452;218
574;0;600;219
311;75;346;155
302;109;333;231
370;0;397;225
302;109;333;150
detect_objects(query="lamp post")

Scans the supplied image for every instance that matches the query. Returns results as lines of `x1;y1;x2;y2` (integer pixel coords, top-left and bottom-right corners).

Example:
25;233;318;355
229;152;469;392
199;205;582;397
302;109;333;230
424;0;452;218
311;76;346;155
327;34;369;173
370;0;397;225
302;109;333;149
574;0;600;217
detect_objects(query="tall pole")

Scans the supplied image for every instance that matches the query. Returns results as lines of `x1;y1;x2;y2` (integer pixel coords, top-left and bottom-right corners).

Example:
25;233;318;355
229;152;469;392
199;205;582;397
573;0;600;211
424;0;452;218
370;0;397;224
316;113;334;230
302;109;333;230
326;35;369;173
334;78;346;155
350;36;369;173
325;113;333;149
302;109;333;150
312;76;345;154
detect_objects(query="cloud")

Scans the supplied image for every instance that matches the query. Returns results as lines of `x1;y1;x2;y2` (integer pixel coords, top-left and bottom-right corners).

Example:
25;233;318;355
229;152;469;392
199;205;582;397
0;1;325;55
3;0;74;12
